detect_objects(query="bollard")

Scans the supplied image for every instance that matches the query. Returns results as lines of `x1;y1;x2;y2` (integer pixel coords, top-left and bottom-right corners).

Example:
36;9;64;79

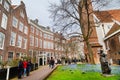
6;66;10;80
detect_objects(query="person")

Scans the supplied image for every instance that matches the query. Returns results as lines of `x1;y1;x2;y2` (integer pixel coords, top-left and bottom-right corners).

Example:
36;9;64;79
50;57;55;69
18;59;23;79
26;59;32;76
22;59;28;77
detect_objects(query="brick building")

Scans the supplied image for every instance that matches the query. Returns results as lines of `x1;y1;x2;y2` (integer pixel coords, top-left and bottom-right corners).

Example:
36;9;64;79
0;0;12;61
104;23;120;65
0;1;65;66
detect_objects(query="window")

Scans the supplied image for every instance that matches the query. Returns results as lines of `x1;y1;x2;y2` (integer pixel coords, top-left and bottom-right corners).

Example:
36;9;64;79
0;32;5;49
24;26;28;34
30;35;34;46
10;32;16;46
44;33;47;38
43;41;47;48
20;10;24;18
30;26;34;33
17;35;22;48
12;16;18;28
106;41;110;50
4;1;9;11
0;0;2;4
1;13;8;29
35;37;38;47
8;52;13;61
40;31;42;37
39;39;42;48
16;53;20;59
22;38;27;49
19;22;24;32
36;29;39;35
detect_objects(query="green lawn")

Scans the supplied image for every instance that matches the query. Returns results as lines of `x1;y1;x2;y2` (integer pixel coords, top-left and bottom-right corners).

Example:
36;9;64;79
46;64;120;80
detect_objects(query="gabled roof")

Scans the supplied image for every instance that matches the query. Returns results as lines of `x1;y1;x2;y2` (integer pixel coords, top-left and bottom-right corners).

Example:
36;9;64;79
105;23;120;39
94;11;113;23
94;9;120;23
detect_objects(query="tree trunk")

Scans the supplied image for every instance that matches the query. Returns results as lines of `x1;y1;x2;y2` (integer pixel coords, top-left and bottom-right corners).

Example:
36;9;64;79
85;40;95;64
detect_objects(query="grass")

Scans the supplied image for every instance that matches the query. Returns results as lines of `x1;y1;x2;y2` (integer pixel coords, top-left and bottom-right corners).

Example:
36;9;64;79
46;64;120;80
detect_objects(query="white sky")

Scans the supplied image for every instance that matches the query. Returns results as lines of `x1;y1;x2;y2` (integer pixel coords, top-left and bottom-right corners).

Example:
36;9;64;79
12;0;120;28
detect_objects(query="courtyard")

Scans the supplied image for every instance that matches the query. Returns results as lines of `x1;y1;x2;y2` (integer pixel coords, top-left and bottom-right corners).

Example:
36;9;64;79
46;64;120;80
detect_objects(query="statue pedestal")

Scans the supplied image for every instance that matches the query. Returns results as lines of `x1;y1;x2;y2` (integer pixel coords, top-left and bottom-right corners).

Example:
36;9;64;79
101;74;114;77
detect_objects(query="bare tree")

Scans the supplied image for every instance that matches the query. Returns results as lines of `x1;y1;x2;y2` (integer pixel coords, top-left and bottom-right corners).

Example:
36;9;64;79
49;0;110;64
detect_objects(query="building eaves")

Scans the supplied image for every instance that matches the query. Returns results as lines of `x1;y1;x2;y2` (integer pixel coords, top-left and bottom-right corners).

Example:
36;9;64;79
104;23;120;40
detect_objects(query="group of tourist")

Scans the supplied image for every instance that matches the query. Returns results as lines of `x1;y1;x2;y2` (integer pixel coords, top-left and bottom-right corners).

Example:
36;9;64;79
18;59;32;79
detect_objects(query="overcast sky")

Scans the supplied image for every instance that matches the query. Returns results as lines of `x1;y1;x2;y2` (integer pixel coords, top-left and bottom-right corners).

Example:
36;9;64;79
12;0;120;28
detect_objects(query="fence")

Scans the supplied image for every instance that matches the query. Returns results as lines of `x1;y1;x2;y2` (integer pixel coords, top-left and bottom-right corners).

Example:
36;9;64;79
0;63;38;80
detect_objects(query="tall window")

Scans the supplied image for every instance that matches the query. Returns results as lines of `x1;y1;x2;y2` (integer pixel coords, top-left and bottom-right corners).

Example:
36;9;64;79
30;35;34;46
4;1;9;11
30;26;34;33
40;31;42;37
0;32;5;49
17;35;22;48
0;0;2;4
19;22;24;32
20;10;24;18
36;29;39;35
10;32;16;46
1;13;8;29
35;37;38;47
22;38;27;49
43;41;47;48
39;39;42;48
12;16;18;28
24;26;28;34
8;52;13;61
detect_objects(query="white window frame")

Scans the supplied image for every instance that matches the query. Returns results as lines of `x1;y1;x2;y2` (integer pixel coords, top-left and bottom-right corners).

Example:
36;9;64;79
24;26;28;34
17;35;22;48
39;39;42;48
36;28;39;35
4;1;9;11
1;13;8;29
10;32;16;46
0;32;5;49
35;37;38;47
30;35;34;46
23;38;27;49
19;22;24;32
30;26;34;33
12;16;18;28
20;10;24;18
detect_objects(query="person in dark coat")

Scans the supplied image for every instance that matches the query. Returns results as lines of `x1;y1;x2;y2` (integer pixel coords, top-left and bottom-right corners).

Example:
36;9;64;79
26;59;32;76
50;57;55;69
18;59;23;79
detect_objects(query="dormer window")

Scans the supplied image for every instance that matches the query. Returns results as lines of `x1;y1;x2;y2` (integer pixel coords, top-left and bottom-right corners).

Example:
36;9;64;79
20;10;24;18
4;1;9;11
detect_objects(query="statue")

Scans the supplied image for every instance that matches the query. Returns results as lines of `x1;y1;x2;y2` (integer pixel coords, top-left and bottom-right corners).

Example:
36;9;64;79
99;50;111;74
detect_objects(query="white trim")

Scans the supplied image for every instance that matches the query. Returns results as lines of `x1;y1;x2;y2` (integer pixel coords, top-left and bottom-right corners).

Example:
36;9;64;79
104;29;120;40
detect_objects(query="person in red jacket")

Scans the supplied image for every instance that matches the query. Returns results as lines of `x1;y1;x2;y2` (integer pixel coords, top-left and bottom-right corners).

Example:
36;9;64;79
22;59;28;77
